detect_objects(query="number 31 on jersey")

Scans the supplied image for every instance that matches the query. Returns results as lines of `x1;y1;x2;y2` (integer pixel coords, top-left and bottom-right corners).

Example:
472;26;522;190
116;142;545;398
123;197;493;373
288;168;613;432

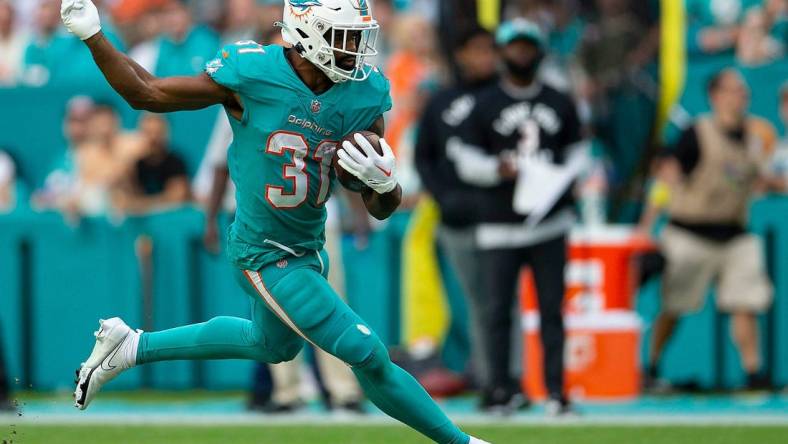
265;131;334;209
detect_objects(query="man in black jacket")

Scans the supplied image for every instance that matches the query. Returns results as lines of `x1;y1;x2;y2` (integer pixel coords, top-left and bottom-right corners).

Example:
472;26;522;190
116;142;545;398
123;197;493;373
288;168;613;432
459;19;583;415
414;25;498;392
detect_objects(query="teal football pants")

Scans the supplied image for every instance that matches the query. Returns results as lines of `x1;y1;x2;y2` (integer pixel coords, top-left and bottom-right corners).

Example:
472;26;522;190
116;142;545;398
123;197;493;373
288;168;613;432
136;250;469;444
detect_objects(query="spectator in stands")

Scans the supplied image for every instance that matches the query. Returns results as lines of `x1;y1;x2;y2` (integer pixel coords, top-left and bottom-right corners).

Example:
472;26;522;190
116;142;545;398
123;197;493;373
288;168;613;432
577;0;657;217
70;103;132;217
35;101;144;219
736;3;784;65
35;97;93;205
21;0;61;86
459;19;582;415
645;69;780;391
89;102;147;171
685;0;758;57
220;0;261;44
246;0;287;43
578;0;657;89
90;0;124;41
113;113;189;214
0;0;27;86
130;0;219;76
113;0;166;50
414;24;498;392
22;0;124;86
524;0;586;93
9;0;34;28
65;96;95;145
435;0;486;55
0;149;15;212
123;3;158;53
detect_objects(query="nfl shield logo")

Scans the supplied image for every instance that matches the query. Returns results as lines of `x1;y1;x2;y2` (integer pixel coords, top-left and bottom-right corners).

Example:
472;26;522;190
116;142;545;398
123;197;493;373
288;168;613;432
276;259;288;269
310;99;322;114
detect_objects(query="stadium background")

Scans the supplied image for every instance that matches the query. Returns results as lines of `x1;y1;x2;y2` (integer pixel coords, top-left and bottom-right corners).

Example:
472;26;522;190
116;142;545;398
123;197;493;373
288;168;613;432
0;0;787;442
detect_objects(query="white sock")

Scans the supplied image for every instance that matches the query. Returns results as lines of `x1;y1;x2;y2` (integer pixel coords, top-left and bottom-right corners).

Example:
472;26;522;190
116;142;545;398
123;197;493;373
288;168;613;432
119;329;141;368
469;437;491;444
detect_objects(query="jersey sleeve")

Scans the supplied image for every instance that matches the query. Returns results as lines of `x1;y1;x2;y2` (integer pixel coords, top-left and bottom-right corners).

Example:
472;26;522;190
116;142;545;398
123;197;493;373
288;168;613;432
205;44;242;91
206;41;270;99
363;67;393;130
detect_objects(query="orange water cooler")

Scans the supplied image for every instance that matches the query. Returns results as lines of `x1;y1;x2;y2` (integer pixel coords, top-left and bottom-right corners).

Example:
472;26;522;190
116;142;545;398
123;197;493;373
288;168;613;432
520;226;654;400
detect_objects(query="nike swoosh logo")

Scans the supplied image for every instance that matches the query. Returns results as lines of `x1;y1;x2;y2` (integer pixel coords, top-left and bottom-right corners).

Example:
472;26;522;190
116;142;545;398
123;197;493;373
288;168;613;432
100;346;122;371
327;6;341;11
376;165;392;177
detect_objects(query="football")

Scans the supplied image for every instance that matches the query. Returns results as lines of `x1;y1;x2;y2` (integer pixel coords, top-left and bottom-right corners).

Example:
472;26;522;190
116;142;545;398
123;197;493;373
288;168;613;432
333;130;382;192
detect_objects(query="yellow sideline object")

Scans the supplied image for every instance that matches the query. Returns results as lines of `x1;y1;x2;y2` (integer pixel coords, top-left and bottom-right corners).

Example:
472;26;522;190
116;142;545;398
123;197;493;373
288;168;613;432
648;180;672;208
401;197;449;350
478;0;500;31
657;0;686;135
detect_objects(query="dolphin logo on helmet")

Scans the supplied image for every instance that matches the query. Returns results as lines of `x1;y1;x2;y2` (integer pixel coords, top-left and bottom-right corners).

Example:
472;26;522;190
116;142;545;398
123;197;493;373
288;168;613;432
290;0;324;10
288;0;324;17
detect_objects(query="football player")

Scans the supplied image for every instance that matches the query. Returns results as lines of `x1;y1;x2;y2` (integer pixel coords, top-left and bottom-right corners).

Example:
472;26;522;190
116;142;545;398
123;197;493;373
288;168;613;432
61;0;488;442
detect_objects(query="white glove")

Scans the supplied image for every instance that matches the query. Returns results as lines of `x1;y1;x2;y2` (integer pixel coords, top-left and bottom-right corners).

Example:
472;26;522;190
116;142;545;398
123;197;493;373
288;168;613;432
337;133;398;194
61;0;102;41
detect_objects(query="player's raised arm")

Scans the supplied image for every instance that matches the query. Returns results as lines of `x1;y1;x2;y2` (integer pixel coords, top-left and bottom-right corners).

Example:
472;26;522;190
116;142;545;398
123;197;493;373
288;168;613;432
61;0;234;113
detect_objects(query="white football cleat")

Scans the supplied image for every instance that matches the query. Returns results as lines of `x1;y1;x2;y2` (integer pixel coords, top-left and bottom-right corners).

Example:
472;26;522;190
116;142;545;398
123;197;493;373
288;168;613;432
74;317;140;410
470;437;492;444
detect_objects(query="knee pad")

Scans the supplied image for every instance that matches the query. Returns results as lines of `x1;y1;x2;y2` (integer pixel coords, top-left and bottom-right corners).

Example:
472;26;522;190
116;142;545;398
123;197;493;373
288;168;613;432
336;331;392;384
333;323;385;367
354;338;391;377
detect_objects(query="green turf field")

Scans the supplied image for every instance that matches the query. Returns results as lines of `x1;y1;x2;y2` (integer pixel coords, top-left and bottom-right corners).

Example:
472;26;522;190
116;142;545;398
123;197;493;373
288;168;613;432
4;424;788;444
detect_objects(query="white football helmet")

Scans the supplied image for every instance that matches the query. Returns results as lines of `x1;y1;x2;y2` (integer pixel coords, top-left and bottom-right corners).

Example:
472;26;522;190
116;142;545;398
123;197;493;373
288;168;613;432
277;0;380;83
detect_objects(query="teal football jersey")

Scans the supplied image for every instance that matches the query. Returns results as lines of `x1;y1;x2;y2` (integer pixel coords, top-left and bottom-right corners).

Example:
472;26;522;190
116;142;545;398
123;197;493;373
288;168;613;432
206;42;392;270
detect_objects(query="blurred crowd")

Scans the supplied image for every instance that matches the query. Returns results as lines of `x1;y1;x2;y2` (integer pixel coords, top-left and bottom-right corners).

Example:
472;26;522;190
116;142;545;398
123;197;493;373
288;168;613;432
1;0;788;415
0;0;661;219
0;1;784;211
29;98;189;221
